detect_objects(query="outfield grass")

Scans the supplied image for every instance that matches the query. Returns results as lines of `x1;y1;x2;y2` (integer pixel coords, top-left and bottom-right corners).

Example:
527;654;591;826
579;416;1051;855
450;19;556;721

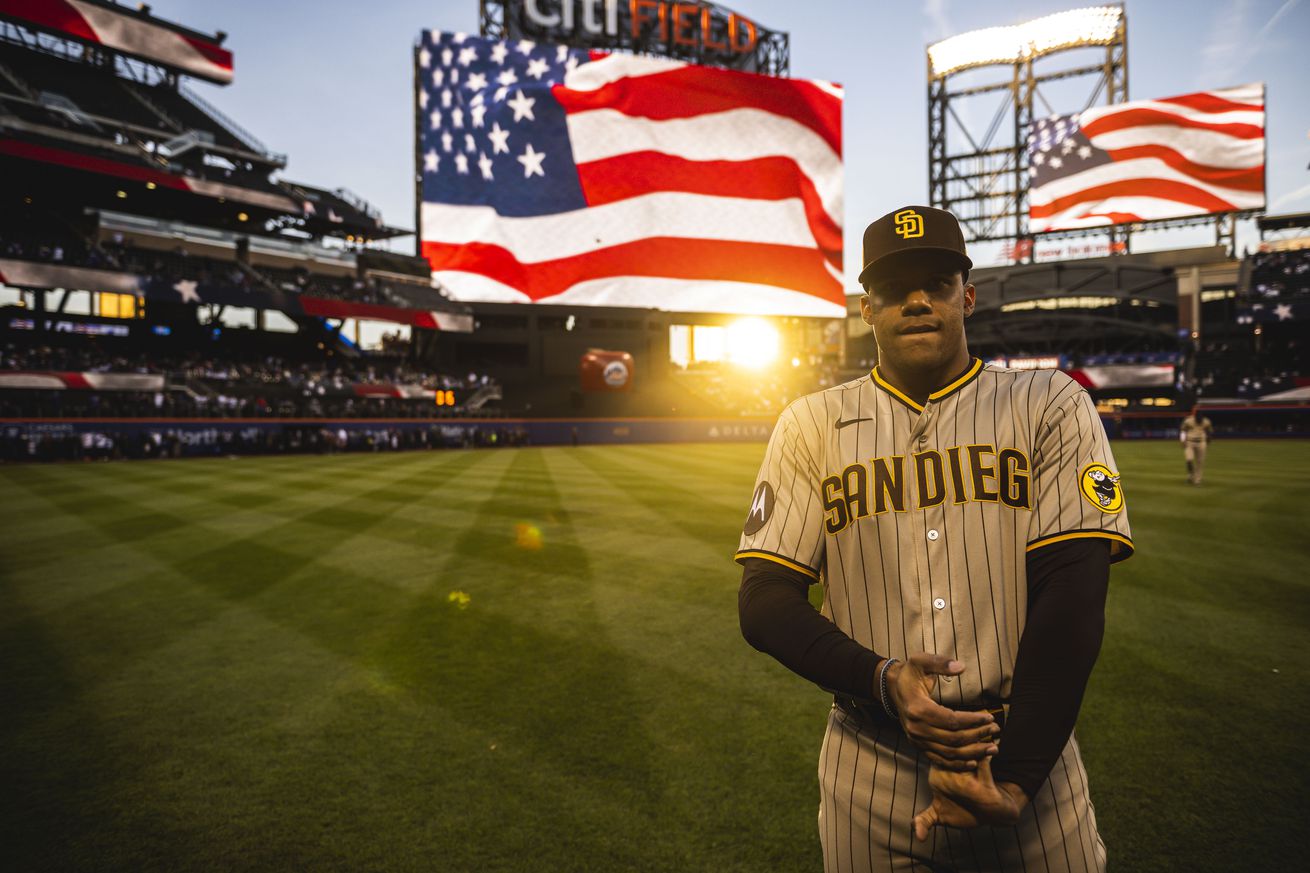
1;440;1307;872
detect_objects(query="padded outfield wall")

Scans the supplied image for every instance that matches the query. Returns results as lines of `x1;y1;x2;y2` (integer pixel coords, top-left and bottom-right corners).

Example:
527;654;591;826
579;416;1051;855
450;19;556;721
2;407;1309;462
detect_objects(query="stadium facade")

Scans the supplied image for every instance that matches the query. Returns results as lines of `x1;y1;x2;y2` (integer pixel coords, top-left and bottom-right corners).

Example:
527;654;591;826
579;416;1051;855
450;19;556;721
1;1;1306;461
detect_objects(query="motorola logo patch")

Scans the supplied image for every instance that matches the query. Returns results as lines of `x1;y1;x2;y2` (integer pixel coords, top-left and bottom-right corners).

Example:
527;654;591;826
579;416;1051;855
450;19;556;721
743;481;775;535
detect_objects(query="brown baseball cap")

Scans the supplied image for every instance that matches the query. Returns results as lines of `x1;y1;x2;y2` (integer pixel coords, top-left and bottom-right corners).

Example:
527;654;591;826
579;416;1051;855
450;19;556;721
858;205;973;286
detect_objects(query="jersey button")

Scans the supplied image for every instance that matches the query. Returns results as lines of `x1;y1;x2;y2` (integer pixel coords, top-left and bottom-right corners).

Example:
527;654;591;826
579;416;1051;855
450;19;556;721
933;597;946;610
927;529;939;541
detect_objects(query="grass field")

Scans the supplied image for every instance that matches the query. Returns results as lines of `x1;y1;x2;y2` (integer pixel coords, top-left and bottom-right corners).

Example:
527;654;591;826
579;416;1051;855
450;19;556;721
2;439;1308;872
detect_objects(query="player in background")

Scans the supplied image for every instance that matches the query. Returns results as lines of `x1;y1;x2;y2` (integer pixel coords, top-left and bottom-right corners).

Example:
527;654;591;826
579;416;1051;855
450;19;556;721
1179;406;1213;485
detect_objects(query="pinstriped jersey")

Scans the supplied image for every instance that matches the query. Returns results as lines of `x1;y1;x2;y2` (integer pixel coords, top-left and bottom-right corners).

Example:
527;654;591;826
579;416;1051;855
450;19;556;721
736;358;1133;707
1180;415;1213;443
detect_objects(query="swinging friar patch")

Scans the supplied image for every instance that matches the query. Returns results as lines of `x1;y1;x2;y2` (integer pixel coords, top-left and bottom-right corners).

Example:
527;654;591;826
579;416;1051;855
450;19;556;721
1079;463;1124;513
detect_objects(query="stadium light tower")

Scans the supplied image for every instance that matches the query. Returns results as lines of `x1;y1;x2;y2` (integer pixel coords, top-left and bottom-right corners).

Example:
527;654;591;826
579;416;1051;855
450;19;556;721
926;5;1127;259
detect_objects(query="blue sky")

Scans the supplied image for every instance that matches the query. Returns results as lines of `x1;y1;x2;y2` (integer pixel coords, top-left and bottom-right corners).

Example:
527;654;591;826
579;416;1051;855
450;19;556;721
157;0;1309;281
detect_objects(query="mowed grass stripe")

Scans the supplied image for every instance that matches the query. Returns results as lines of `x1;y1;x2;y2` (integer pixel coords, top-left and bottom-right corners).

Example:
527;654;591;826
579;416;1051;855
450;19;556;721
535;438;833;816
0;450;509;684
3;450;441;522
566;446;753;552
0;451;504;606
538;448;754;670
329;448;697;871
585;442;761;511
2;450;531;871
0;454;394;547
1107;441;1309;630
1;440;1307;872
541;445;748;564
1079;439;1309;871
363;446;825;870
610;441;768;482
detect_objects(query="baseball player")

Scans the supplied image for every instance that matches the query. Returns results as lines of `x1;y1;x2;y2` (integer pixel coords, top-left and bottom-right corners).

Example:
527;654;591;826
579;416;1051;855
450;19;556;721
736;206;1133;872
1179;406;1213;485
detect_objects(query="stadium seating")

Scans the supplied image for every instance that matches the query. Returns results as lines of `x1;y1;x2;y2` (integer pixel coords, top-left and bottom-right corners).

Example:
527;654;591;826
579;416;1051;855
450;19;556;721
0;220;438;311
1194;334;1301;399
0;28;464;457
120;80;255;154
0;41;166;133
2;4;1304;461
0;340;496;419
253;263;379;303
673;362;841;417
1079;350;1182;366
1;225;104;269
1249;249;1310;300
1187;246;1309;400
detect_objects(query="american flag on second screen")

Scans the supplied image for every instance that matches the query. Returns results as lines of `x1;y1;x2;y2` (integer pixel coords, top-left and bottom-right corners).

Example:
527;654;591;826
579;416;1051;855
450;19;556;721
1027;83;1265;233
417;31;844;318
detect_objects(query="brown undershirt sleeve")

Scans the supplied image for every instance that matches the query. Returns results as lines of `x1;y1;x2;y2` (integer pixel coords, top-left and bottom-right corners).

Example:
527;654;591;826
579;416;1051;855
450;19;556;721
739;539;1109;797
738;557;883;702
991;538;1111;798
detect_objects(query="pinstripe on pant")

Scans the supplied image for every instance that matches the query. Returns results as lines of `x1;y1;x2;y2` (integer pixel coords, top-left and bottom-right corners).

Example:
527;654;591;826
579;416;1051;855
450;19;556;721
818;706;1106;873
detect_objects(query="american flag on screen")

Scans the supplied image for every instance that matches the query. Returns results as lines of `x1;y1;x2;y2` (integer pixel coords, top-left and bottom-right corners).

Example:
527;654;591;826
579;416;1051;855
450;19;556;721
417;31;844;317
1027;83;1265;232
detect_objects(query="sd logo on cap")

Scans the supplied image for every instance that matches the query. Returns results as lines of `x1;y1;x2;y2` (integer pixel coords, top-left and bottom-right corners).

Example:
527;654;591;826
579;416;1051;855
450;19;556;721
859;205;973;286
893;209;924;239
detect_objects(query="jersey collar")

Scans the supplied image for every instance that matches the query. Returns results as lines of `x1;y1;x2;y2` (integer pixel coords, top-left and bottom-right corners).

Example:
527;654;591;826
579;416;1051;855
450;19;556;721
871;357;983;413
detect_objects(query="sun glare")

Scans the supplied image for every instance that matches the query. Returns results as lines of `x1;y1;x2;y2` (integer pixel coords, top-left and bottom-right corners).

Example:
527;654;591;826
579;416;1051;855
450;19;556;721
725;318;780;369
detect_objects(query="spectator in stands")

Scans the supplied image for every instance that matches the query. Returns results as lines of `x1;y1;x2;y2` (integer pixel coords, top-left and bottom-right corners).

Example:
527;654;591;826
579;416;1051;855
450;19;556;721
0;342;500;421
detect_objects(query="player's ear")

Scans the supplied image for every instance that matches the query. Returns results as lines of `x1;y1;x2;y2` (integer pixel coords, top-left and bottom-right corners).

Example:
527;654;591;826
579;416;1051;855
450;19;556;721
859;290;874;326
961;281;976;318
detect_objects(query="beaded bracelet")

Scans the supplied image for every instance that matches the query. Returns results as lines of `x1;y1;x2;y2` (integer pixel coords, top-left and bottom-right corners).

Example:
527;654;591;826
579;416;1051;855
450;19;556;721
878;657;901;720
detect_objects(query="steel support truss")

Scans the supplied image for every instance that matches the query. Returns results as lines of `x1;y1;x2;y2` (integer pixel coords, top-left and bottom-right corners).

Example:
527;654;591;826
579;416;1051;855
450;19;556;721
927;14;1128;260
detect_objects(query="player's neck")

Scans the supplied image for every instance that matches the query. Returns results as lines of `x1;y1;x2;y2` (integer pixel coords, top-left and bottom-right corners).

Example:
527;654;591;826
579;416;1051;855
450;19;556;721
878;350;973;406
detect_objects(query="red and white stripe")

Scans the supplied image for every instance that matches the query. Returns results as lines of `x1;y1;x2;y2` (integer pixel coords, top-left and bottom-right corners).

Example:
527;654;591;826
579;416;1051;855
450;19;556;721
0;0;233;84
298;296;473;332
0;256;141;294
0;371;165;391
352;384;437;399
1064;365;1175;390
422;52;844;318
1030;83;1265;232
0;140;299;213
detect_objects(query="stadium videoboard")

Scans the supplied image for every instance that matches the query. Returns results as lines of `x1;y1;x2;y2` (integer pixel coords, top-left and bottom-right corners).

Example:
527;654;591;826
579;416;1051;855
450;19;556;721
1027;83;1266;232
415;30;844;318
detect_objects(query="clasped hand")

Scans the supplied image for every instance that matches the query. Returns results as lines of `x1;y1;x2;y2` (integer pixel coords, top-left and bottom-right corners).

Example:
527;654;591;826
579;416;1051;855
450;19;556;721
883;653;1027;839
885;653;999;771
912;759;1027;840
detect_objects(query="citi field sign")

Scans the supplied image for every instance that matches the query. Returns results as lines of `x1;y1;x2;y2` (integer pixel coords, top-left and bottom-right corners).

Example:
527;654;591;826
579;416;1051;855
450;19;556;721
507;0;774;66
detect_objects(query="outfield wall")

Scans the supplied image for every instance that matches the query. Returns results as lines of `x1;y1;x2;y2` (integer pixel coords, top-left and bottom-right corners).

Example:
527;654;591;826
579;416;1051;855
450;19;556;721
0;416;776;460
3;407;1307;461
1;417;775;444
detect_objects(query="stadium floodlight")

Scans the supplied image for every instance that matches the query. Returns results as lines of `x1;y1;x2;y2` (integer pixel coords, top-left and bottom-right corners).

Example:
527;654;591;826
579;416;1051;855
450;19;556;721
927;5;1123;78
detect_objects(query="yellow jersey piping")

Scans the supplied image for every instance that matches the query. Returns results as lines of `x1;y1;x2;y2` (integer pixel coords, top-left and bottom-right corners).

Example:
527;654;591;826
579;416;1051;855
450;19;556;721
735;550;821;581
871;357;983;413
1026;530;1135;562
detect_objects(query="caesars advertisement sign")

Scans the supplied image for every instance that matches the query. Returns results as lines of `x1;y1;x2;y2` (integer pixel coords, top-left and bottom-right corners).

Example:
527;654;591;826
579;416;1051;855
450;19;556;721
503;0;781;70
